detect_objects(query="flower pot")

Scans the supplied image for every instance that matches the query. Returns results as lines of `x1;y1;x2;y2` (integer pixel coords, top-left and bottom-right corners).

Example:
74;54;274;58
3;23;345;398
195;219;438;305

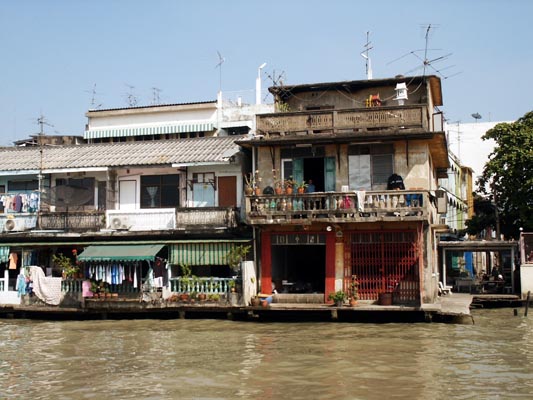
245;186;254;196
297;187;305;194
261;299;269;308
349;298;358;307
251;297;260;307
275;187;283;195
198;293;207;301
335;300;343;307
255;187;262;196
285;187;293;195
378;292;393;305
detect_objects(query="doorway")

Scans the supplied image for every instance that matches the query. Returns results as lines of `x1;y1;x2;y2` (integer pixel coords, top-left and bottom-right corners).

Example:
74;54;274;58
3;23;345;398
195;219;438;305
271;245;326;294
303;158;325;192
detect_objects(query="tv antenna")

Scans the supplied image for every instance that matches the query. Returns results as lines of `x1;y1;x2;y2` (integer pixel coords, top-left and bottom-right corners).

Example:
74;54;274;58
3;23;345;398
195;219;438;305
360;31;373;79
265;69;286;87
124;83;138;107
85;83;103;109
388;24;460;79
471;112;482;122
151;87;162;105
35;113;53;136
215;50;225;92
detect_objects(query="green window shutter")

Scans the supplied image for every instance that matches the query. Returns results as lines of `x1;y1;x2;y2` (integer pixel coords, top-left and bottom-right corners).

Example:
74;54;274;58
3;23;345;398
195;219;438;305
293;158;304;184
324;157;336;191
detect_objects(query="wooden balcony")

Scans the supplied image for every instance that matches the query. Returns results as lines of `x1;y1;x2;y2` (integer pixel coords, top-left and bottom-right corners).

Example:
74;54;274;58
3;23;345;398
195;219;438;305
256;105;431;136
244;190;435;225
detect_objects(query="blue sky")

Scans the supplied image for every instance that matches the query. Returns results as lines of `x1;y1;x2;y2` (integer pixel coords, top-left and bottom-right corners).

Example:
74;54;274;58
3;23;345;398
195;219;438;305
1;0;532;146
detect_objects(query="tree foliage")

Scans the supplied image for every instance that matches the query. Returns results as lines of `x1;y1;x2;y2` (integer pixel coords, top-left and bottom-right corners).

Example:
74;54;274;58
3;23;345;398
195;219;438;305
476;111;533;238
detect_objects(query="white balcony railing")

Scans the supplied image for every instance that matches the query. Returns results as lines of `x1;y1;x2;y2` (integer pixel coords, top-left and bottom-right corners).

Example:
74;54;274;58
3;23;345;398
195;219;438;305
106;209;176;231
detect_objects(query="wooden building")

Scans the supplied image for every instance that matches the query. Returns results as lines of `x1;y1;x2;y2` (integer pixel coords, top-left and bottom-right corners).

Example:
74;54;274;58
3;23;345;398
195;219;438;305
239;75;449;305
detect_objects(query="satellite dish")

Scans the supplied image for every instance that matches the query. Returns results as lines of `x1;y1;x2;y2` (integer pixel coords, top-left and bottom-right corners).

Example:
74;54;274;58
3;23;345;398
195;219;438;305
41;185;94;209
471;113;482;120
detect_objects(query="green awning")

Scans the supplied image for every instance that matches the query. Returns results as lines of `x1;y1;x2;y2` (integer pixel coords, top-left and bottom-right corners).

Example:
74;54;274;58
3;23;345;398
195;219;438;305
170;241;245;266
78;244;165;262
84;122;215;139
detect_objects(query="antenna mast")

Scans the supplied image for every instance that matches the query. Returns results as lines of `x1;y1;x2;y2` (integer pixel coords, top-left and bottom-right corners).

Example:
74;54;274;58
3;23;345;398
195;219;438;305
35;113;53;228
215;51;225;93
360;31;373;79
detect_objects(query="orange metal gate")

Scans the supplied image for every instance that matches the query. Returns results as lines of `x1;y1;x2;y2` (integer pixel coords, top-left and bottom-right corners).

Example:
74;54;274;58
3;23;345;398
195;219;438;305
344;231;420;303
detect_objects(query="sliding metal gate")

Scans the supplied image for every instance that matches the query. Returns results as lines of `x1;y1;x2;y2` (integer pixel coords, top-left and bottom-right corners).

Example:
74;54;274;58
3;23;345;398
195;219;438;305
345;231;420;303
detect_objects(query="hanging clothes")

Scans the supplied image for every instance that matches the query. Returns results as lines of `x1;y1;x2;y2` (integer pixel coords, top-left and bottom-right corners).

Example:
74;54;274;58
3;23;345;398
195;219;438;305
9;253;18;270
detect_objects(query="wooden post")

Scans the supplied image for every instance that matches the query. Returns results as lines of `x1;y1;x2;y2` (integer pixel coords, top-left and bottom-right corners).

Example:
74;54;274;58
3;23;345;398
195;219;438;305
525;291;530;317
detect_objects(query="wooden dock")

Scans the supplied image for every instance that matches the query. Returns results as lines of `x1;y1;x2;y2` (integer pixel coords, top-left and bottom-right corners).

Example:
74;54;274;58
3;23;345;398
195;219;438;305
0;294;476;324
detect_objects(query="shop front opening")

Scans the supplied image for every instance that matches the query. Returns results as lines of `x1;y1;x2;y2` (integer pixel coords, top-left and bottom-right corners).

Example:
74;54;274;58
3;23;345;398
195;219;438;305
271;244;325;294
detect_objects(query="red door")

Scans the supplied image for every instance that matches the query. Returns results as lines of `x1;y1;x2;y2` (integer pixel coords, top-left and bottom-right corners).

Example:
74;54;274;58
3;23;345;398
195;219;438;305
218;176;237;207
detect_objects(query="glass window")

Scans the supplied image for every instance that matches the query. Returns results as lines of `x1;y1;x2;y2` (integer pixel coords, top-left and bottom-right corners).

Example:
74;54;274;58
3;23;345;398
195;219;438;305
8;180;39;191
141;174;180;208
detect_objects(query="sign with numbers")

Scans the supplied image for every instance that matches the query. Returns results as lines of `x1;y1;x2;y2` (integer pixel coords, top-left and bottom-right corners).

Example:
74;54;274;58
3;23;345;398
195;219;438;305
271;233;326;245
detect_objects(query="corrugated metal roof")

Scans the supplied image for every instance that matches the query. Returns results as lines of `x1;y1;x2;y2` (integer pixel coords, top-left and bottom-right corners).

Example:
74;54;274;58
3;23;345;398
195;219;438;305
0;136;242;172
87;100;217;113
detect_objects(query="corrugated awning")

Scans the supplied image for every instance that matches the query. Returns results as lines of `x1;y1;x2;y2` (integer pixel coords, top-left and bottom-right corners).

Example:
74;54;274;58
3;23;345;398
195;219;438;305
170;241;248;266
84;122;215;139
78;244;165;262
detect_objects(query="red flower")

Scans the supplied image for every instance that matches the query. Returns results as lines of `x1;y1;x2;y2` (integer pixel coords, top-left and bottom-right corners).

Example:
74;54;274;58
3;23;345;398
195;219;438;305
72;249;78;255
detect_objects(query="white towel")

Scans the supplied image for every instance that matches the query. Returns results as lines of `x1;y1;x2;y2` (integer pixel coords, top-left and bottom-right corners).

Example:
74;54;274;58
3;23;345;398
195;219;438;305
30;266;62;306
355;190;366;212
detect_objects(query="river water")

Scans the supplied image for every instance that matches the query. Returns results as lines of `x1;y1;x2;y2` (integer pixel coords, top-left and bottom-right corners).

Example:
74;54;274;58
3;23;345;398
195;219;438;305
1;308;533;399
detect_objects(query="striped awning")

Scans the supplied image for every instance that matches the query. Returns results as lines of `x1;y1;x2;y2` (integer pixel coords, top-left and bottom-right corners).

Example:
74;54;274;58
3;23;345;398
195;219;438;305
84;122;215;139
0;246;9;263
78;244;165;262
170;241;248;266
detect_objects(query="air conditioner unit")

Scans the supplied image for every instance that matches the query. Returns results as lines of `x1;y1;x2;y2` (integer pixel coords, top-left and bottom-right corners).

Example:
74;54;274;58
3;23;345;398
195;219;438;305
4;218;28;232
110;216;130;230
435;190;448;214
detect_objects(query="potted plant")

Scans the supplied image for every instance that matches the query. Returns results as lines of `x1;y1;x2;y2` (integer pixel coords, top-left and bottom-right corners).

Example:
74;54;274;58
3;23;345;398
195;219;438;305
350;275;359;306
250;295;261;307
297;181;308;194
284;176;296;195
328;290;347;307
244;172;255;195
225;245;251;276
52;253;79;279
272;169;283;194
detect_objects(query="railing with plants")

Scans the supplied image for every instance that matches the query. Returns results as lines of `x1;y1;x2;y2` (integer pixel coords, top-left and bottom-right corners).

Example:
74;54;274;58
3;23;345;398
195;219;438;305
169;277;233;295
61;279;140;294
245;190;432;223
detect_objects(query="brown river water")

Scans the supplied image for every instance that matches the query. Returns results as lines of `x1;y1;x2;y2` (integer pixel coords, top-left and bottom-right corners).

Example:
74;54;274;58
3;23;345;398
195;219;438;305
1;308;533;399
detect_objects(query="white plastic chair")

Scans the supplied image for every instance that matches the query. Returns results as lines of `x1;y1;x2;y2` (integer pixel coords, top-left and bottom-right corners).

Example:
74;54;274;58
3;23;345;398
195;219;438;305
439;281;452;296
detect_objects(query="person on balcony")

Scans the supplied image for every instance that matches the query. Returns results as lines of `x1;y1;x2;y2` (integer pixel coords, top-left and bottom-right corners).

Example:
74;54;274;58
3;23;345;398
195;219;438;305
387;173;405;190
305;179;315;193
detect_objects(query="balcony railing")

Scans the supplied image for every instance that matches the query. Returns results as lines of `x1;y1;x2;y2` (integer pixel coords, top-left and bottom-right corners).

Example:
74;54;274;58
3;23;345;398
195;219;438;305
175;207;238;229
169;277;233;294
244;190;434;225
256;105;429;135
40;211;105;231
